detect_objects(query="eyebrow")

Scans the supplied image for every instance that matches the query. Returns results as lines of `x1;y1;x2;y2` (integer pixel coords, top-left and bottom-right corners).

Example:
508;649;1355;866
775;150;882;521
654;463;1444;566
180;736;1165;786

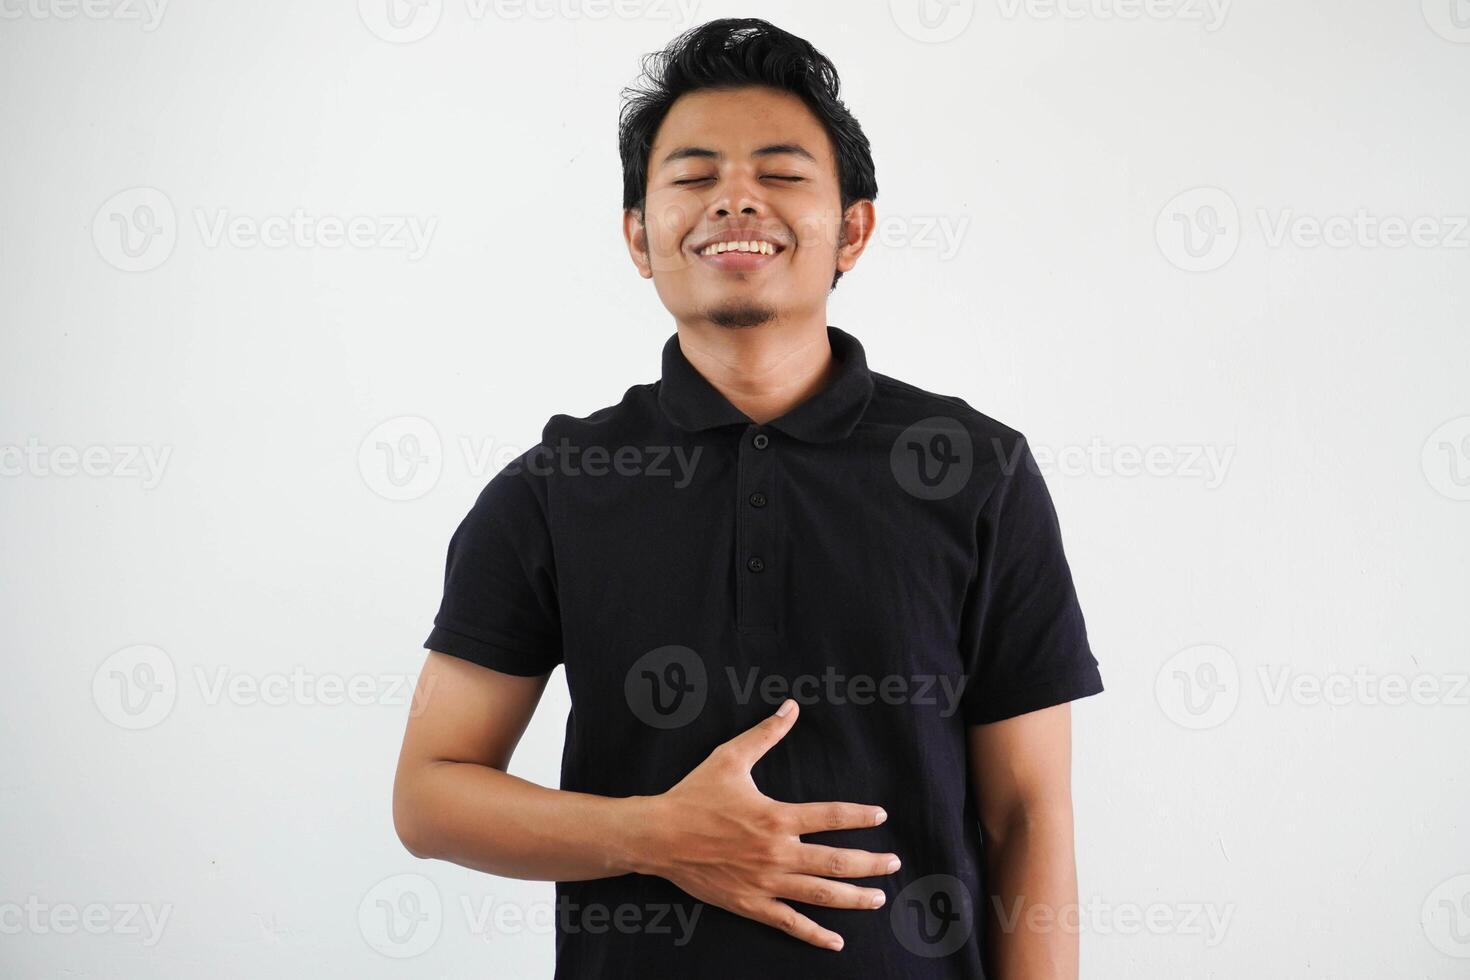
656;143;818;170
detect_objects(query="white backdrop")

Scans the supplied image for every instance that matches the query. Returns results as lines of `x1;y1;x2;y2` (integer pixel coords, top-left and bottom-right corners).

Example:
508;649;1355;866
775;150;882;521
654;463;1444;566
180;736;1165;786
3;1;1468;976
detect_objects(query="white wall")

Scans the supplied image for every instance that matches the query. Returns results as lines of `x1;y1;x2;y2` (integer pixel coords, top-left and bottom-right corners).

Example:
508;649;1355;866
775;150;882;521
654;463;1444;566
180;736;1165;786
3;1;1467;976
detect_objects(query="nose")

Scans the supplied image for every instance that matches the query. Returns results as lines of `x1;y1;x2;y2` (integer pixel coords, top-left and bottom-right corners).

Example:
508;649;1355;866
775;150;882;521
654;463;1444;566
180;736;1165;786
708;168;766;221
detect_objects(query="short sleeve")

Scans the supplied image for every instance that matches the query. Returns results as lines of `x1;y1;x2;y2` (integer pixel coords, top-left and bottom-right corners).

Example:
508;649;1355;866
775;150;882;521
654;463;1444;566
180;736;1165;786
958;435;1102;724
423;458;563;676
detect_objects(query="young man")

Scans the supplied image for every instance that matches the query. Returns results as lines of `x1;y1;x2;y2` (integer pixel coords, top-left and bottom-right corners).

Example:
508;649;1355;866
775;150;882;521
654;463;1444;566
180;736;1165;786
393;18;1103;979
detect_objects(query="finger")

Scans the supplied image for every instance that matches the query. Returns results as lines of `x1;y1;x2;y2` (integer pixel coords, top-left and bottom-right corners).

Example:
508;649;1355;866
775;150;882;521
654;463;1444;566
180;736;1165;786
790;842;903;879
783;800;889;835
770;873;888;911
745;897;845;951
718;699;799;772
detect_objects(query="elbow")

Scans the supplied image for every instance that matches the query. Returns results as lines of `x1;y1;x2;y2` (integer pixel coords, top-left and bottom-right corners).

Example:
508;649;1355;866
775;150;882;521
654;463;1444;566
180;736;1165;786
395;819;431;860
392;774;434;860
977;803;1027;851
979;797;1074;853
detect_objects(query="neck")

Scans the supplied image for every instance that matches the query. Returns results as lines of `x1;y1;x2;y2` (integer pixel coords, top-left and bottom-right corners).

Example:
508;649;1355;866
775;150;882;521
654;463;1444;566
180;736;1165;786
675;321;836;425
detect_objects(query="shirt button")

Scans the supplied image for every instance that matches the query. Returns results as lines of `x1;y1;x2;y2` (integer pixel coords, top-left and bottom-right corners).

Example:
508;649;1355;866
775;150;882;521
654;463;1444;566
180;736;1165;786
752;432;770;450
746;556;765;573
749;491;767;508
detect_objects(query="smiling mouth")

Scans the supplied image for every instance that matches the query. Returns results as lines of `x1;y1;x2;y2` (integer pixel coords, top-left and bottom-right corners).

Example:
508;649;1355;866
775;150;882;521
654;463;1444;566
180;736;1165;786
696;240;782;257
692;240;786;272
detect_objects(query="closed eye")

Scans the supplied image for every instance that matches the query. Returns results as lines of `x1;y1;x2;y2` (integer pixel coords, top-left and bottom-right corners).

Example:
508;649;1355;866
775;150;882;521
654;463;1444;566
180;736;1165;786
672;176;806;185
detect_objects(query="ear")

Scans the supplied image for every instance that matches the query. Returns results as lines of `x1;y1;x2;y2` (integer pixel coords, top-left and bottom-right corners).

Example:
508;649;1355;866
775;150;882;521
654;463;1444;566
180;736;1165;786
623;208;654;280
835;199;877;274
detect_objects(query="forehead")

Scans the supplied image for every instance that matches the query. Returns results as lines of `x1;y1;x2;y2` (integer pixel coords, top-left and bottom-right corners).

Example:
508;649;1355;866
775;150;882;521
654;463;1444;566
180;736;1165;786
649;86;834;167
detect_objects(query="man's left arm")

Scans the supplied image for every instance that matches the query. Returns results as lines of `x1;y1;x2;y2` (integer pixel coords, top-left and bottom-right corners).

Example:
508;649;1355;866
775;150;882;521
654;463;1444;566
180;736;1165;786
968;702;1080;980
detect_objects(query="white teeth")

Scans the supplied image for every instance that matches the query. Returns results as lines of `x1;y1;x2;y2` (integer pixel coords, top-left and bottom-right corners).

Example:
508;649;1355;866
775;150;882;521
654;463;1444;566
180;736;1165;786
699;240;777;256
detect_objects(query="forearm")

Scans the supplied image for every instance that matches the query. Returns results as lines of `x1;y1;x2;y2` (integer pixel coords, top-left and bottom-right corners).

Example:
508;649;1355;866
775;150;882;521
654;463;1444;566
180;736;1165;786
395;760;657;881
980;805;1080;980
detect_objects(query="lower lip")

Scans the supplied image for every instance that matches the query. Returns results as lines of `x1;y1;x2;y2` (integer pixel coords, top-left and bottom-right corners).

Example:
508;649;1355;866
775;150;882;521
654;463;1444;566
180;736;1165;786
693;246;785;272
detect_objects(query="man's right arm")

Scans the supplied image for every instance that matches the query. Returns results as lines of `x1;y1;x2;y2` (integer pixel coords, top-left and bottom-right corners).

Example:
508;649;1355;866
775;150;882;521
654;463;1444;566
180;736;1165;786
392;650;900;951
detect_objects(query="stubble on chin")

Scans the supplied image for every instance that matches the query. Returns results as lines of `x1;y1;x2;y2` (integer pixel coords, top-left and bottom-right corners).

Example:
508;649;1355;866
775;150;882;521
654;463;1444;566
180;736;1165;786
704;300;777;330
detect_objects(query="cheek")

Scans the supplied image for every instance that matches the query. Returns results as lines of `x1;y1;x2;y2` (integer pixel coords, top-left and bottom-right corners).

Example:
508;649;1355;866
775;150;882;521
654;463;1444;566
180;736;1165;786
640;194;705;276
788;204;844;257
642;193;702;251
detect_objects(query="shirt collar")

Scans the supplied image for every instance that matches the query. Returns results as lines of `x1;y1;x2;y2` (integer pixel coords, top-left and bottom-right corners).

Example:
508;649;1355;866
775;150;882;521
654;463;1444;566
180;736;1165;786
657;325;875;443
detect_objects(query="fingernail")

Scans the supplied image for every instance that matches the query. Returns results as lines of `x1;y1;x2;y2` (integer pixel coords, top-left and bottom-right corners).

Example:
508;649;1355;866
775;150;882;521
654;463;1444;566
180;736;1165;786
887;856;901;873
776;699;794;717
869;891;885;908
827;936;844;951
872;809;887;825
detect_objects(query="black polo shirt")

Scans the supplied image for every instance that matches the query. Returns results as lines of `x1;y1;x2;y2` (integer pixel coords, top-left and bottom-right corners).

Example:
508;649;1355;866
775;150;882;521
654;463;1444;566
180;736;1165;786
424;325;1103;979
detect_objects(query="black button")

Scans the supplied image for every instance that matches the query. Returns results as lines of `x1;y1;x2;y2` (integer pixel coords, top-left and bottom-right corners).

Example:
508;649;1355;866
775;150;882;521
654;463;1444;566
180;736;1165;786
746;556;765;573
752;433;769;450
749;492;767;508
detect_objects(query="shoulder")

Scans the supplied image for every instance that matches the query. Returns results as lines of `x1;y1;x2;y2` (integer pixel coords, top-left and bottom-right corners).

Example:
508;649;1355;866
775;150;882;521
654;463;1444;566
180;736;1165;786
474;379;662;503
866;371;1031;472
540;380;662;447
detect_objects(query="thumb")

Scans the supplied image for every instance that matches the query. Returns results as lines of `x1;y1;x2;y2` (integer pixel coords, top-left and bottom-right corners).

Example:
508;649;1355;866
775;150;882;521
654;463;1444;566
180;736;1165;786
720;699;799;772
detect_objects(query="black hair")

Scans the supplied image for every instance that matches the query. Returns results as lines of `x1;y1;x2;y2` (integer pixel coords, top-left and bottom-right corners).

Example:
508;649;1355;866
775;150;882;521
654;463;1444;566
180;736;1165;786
618;18;878;290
